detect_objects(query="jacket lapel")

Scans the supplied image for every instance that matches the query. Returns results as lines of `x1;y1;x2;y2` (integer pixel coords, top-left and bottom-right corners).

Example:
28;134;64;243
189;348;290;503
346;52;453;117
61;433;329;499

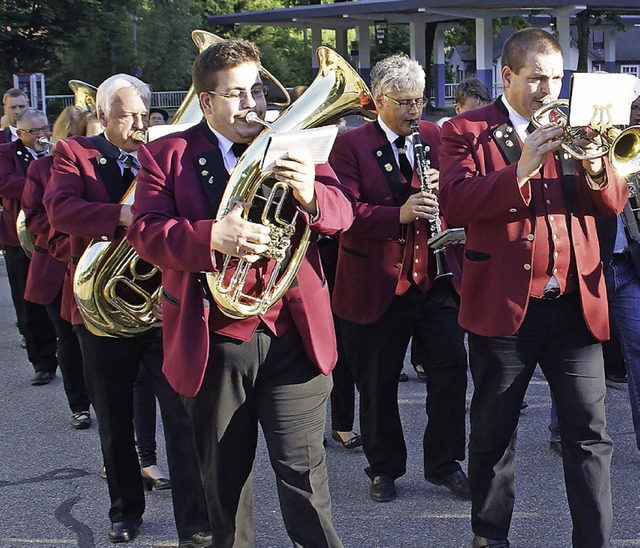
194;121;229;217
372;121;406;206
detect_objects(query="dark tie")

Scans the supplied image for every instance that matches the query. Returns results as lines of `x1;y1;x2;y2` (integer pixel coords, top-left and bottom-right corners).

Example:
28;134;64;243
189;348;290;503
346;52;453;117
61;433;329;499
394;136;413;184
118;153;139;189
231;142;248;158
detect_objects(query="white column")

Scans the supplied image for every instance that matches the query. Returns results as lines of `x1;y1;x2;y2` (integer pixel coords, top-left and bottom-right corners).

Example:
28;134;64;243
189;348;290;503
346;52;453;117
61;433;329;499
475;17;494;96
311;25;322;74
356;23;371;83
605;28;616;73
409;20;426;69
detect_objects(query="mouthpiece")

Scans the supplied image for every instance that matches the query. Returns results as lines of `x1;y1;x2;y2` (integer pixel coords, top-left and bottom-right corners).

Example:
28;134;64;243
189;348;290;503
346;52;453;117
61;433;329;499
131;130;147;144
246;111;276;131
36;137;53;148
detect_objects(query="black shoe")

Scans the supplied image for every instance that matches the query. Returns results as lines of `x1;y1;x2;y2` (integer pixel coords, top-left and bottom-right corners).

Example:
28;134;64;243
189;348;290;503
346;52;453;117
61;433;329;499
426;469;471;500
331;430;363;449
108;518;142;543
550;440;563;456
141;465;171;491
70;411;91;430
369;475;396;502
606;372;627;384
31;371;54;386
179;531;213;547
412;362;428;382
398;372;409;382
472;534;510;547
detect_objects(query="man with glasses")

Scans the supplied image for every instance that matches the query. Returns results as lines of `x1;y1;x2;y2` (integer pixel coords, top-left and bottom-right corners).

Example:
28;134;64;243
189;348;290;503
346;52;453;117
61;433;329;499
329;53;469;503
0;88;29;143
0;108;58;385
44;75;211;546
127;38;347;546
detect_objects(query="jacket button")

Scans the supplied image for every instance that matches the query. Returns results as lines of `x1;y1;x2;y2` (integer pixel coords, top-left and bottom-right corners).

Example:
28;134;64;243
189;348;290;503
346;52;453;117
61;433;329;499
523;263;531;271
398;238;406;244
509;208;517;213
526;233;534;241
394;262;403;269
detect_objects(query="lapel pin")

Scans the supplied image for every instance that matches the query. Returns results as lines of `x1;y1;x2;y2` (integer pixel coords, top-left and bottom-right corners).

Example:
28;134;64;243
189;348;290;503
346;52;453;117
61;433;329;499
199;158;207;166
376;150;383;157
385;163;393;172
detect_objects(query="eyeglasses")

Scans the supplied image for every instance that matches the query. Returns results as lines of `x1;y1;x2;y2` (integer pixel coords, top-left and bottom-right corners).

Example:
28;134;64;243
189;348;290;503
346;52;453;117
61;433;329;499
207;85;269;103
384;95;426;110
18;126;50;135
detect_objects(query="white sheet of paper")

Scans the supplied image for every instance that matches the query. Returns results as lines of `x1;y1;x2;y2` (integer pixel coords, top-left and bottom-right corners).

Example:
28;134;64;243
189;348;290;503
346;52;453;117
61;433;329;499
569;73;637;127
260;125;339;171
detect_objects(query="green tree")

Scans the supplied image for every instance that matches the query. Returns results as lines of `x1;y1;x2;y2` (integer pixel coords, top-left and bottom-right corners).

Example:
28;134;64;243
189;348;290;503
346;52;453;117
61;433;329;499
575;10;626;72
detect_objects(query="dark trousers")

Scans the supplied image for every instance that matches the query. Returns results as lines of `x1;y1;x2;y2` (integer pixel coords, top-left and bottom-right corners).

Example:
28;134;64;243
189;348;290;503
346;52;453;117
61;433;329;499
5;245;57;372
44;292;89;413
468;293;612;547
338;281;468;480
329;317;356;432
183;328;342;548
74;326;209;539
133;365;158;468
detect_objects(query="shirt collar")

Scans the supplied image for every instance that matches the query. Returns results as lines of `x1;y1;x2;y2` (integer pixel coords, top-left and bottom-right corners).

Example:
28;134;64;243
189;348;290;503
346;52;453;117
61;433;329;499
104;133;138;161
207;121;234;158
9;125;19;140
378;116;412;148
501;94;530;142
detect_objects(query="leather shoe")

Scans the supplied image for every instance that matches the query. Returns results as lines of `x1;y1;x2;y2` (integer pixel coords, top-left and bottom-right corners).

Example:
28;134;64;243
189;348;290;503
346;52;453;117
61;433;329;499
178;530;213;547
141;465;171;490
412;362;428;382
108;518;142;543
426;469;471;500
472;534;510;547
31;371;54;385
398;372;409;382
331;430;362;449
369;475;396;502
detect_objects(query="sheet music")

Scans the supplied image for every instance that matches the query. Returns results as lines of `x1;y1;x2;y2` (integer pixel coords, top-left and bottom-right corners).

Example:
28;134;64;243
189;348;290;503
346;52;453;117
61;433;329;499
260;125;339;171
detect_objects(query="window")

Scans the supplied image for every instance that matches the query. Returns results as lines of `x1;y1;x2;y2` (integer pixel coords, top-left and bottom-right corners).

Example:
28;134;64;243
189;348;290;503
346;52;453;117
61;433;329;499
621;65;640;77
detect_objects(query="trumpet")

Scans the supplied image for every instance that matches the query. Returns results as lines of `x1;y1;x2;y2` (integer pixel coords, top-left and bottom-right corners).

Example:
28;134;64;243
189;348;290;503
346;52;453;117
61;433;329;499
530;99;640;177
131;130;146;144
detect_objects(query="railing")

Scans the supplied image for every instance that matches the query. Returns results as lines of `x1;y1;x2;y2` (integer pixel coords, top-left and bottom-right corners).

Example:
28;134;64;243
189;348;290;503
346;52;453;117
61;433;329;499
45;90;190;113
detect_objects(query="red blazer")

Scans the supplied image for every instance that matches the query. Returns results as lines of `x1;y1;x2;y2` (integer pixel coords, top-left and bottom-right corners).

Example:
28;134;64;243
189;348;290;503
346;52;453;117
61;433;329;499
127;123;353;396
22;156;66;305
0;140;34;247
439;100;628;340
329;119;461;325
43;136;125;325
127;121;355;397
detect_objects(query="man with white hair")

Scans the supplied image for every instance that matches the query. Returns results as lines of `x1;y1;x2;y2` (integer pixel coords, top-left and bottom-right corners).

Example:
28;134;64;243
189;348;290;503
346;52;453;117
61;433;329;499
44;74;211;546
329;53;469;504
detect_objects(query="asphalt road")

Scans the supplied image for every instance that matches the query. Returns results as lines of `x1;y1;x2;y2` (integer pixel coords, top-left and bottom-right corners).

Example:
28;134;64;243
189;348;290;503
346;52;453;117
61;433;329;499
1;255;639;548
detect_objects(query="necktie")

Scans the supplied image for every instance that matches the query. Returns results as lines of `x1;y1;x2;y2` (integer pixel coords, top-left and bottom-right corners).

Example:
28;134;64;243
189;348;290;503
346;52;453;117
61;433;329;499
231;142;248;158
394;136;413;184
118;153;139;189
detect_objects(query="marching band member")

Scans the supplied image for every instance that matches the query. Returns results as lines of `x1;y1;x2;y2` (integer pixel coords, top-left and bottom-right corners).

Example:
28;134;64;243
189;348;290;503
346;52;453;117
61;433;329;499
44;74;210;546
127;38;348;547
439;28;626;548
0;107;58;385
22;106;91;427
329;54;469;504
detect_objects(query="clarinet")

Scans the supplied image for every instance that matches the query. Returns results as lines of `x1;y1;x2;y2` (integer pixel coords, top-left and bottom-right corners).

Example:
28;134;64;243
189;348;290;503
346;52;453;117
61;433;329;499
410;120;452;279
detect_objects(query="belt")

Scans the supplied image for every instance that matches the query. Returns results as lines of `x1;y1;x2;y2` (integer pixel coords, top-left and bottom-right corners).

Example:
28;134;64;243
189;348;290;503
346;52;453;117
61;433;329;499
540;287;561;300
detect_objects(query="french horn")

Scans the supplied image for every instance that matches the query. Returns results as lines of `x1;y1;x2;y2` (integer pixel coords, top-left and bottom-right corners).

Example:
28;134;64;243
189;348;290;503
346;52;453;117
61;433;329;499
206;46;376;319
73;30;290;337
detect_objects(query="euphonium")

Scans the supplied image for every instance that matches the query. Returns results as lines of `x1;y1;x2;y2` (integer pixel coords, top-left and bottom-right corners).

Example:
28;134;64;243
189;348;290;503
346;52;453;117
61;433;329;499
73;30;291;337
531;98;640;177
68;80;98;112
206;46;376;319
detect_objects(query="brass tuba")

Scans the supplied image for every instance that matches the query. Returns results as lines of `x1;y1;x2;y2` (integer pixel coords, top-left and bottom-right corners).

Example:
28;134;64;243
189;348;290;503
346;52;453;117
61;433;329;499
73;30;290;337
206;46;376;319
530;98;640;177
